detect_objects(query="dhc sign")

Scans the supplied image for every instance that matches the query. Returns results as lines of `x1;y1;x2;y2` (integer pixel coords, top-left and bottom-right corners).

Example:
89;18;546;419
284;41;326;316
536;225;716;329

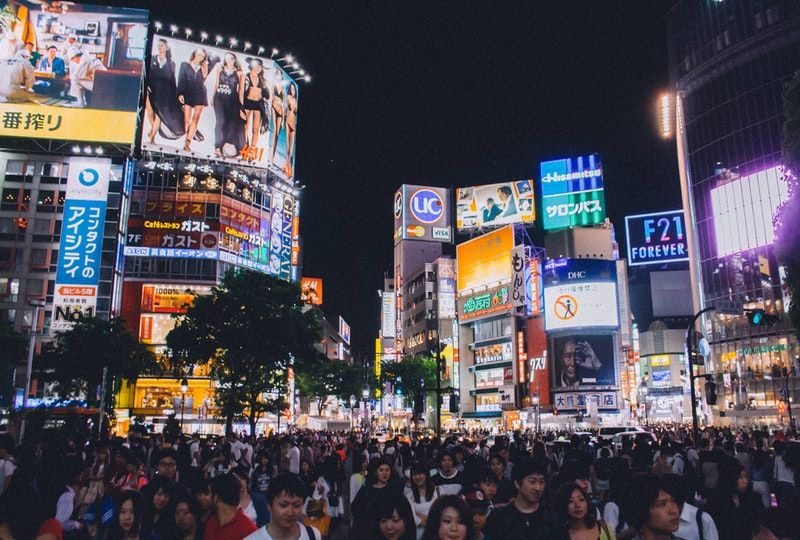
409;188;444;223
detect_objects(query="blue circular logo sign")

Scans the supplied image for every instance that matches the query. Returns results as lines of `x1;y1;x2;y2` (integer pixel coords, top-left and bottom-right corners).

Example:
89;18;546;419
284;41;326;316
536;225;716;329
409;188;443;224
78;168;100;187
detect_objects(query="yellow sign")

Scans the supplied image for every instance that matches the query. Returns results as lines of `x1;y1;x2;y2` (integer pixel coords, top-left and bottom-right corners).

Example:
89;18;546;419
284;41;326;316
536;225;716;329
0;104;137;144
650;355;671;367
456;225;514;293
375;338;382;398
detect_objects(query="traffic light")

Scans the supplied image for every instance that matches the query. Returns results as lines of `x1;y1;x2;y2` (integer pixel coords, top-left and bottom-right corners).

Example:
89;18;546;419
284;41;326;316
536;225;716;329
449;393;459;413
747;309;778;326
705;381;718;405
413;393;424;415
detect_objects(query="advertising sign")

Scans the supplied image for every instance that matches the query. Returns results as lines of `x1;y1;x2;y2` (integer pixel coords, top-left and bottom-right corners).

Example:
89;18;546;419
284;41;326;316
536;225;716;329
651;369;672;388
51;158;110;334
141;35;298;181
459;285;511;322
710;166;789;257
539;154;606;230
526;317;550;406
393;185;451;244
0;1;149;143
456;180;535;231
140;283;212;314
474;341;513;365
381;292;396;338
437;258;456;319
339;316;351;346
300;277;323;305
552;334;616;388
543;259;618;331
552;390;619;411
625;210;689;266
457;225;514;293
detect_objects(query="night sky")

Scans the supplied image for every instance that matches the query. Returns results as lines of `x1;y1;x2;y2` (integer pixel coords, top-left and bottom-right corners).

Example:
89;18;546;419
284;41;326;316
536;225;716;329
111;0;681;354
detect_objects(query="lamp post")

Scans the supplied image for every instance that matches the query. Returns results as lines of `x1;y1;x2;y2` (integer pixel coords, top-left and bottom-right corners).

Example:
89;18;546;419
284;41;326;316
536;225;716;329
19;298;45;443
180;378;188;433
638;380;649;427
362;385;370;430
530;393;540;435
349;395;356;430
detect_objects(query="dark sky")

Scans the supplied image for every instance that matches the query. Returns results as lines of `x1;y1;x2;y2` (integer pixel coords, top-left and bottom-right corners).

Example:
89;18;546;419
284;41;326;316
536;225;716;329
113;0;681;353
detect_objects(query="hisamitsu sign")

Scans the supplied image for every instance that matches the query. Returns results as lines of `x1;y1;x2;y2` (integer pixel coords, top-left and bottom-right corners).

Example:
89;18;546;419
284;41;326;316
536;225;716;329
625;210;689;267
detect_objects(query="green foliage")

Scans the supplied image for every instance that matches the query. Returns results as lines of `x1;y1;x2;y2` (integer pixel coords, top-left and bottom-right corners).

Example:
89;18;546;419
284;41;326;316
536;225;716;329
166;270;322;435
41;317;159;408
0;322;26;407
295;356;365;413
778;70;800;337
381;354;437;397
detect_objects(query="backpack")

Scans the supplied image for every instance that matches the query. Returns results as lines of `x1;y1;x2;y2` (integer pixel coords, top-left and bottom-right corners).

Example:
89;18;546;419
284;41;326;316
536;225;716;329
693;503;707;540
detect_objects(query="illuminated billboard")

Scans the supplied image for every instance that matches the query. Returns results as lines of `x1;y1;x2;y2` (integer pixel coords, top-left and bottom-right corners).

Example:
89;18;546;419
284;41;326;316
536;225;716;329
339;316;351;346
437;258;456;319
0;1;148;143
552;333;616;388
51;158;111;334
456;180;535;231
542;259;619;331
710;166;789;257
540;154;606;230
393;185;451;243
381;292;396;338
456;225;514;294
625;210;689;266
140;284;212;314
141;35;298;182
300;277;322;305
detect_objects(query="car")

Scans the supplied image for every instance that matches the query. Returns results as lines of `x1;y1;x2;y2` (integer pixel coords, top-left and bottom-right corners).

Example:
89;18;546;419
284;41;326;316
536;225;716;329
611;430;657;450
599;426;648;441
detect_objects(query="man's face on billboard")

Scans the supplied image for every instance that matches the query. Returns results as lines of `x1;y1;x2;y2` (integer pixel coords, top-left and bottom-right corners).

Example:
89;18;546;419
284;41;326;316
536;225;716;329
562;340;577;380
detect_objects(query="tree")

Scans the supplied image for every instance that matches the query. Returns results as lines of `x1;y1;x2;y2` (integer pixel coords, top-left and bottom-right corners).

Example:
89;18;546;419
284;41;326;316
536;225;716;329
381;354;438;398
41;317;159;409
166;270;322;436
296;356;365;414
0;322;26;407
777;69;800;337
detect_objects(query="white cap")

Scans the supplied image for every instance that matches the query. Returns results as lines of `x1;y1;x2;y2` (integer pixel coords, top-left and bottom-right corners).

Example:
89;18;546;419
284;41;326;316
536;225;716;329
67;47;82;58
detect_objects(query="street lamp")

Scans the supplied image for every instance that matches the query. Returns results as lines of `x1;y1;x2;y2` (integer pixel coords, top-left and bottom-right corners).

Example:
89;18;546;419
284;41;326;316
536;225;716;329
530;393;540;435
19;298;45;443
638;380;649;427
349;395;356;430
362;385;370;430
180;378;188;433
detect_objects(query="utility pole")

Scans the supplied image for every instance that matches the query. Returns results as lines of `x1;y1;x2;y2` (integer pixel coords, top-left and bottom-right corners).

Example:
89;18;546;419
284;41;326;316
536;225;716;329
19;299;45;443
686;306;716;445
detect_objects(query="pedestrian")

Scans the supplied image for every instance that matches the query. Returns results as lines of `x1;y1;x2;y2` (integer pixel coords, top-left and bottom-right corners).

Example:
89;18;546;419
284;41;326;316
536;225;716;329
553;482;615;540
373;492;416;540
661;474;719;540
624;473;681;540
351;457;403;536
141;475;177;539
103;491;145;540
244;472;321;540
231;465;269;527
174;495;204;540
204;472;257;540
706;460;763;540
405;462;442;538
420;494;477;540
484;459;568;539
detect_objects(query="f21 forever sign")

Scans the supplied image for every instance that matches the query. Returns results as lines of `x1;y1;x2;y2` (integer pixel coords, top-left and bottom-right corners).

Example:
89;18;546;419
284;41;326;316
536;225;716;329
52;159;111;334
625;210;688;266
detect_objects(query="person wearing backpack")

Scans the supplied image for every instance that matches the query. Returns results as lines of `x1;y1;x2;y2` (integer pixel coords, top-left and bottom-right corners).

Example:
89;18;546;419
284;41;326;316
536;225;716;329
662;473;719;540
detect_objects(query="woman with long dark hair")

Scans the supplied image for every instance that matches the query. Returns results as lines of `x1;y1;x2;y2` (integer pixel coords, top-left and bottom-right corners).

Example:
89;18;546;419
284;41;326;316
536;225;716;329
145;39;184;143
311;454;344;520
211;52;245;158
420;495;477;540
554;482;615;540
177;47;210;152
104;491;145;540
352;458;403;536
141;476;177;539
405;462;441;539
241;58;270;158
706;460;764;540
269;66;286;168
373;492;417;540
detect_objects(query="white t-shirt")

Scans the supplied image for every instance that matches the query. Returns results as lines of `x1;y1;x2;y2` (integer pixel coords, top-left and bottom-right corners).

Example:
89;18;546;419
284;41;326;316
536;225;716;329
0;459;16;494
287;446;301;474
245;524;321;540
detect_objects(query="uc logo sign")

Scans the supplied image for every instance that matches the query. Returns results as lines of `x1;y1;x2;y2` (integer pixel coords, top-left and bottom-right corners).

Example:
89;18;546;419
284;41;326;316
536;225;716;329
409;189;443;224
78;168;100;187
394;191;403;219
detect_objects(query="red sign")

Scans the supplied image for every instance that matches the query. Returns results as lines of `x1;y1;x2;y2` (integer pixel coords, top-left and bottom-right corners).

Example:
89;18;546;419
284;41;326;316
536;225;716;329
526;317;550;406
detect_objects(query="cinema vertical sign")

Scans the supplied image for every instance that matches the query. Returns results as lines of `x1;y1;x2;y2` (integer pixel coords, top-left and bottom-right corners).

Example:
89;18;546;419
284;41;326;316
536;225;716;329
51;159;111;334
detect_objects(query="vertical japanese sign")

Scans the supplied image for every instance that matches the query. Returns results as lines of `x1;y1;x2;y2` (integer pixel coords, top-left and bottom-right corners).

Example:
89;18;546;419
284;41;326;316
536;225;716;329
511;245;526;311
51;158;111;334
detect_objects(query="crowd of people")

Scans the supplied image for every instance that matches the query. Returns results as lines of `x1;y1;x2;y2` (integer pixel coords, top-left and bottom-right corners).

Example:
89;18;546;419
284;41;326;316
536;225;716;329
0;425;798;540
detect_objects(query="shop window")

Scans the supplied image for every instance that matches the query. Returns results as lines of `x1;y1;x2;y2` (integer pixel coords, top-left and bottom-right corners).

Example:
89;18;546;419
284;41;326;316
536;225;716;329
37;190;55;207
4;160;34;183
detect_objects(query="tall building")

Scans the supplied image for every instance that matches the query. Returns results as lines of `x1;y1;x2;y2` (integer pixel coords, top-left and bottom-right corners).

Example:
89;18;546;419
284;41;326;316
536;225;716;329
669;0;800;421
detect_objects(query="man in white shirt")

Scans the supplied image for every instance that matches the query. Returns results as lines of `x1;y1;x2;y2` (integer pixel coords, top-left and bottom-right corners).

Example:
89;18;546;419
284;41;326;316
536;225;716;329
664;473;719;540
66;47;106;107
286;439;301;474
55;458;85;532
0;435;16;496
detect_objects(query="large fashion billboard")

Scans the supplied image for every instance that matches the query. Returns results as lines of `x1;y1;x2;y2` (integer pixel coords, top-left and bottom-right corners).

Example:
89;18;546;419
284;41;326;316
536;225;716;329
393;185;451;244
625;210;689;266
0;1;148;143
300;277;322;305
456;225;514;294
539;154;606;231
455;180;535;231
141;35;298;182
551;333;616;388
52;158;111;334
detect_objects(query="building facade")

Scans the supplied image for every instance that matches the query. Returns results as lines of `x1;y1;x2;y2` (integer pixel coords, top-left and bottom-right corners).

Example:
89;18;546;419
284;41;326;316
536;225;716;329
669;0;800;422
